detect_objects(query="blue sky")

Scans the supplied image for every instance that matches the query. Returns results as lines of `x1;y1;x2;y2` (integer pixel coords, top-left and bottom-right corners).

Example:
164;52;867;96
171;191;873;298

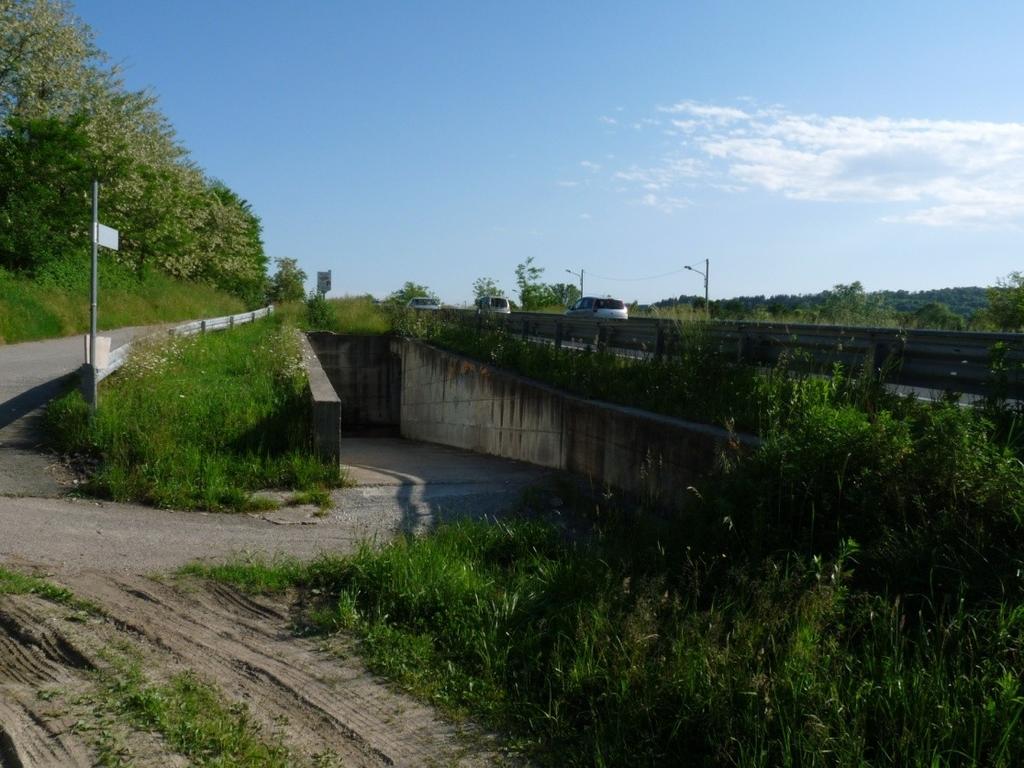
74;0;1024;304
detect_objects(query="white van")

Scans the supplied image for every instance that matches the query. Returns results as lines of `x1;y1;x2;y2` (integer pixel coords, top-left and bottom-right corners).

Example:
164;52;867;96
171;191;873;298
476;296;512;314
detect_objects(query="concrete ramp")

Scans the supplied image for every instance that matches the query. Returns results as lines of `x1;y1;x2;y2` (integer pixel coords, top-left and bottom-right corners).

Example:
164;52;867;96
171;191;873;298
335;437;551;540
341;437;545;487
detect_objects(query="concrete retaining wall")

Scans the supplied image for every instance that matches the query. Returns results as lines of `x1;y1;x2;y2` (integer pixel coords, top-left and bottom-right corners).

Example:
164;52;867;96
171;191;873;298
396;339;758;508
299;333;342;461
306;332;400;434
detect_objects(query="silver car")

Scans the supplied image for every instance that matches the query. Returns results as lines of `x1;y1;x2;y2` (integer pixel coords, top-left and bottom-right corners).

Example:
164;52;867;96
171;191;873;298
407;297;441;311
565;296;628;320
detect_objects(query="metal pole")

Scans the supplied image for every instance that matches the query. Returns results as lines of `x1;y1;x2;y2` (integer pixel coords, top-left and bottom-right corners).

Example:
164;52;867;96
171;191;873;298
89;179;99;412
704;258;709;317
566;268;584;297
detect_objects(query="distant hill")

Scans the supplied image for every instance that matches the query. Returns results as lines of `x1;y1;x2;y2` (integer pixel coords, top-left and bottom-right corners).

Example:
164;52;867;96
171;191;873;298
873;287;989;316
653;286;988;319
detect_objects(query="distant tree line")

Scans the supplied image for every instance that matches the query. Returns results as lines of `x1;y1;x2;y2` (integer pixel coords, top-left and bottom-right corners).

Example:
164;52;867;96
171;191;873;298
0;0;267;305
652;281;1024;331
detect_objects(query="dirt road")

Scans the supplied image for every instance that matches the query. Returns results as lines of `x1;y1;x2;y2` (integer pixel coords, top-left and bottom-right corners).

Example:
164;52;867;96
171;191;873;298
0;571;513;767
1;439;548;766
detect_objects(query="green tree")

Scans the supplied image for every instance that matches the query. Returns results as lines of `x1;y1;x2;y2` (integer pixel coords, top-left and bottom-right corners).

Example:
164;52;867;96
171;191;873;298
0;0;101;122
472;276;503;299
984;273;1024;330
267;257;306;303
0;0;270;302
911;302;965;331
549;282;581;307
514;257;560;310
0;116;90;272
818;282;895;326
388;281;437;305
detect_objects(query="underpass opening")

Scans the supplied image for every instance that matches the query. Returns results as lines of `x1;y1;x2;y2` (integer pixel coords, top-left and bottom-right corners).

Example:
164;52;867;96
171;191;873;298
306;333;401;437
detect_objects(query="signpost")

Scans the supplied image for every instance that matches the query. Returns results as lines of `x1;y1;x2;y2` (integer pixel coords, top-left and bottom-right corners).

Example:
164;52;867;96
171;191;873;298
87;180;119;413
317;270;331;296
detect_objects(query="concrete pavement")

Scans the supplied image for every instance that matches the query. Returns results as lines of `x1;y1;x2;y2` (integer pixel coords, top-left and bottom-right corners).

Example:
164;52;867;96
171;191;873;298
0;438;549;573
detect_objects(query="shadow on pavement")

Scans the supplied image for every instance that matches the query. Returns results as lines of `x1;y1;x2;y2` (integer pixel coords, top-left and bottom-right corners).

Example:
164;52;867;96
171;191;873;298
0;374;75;430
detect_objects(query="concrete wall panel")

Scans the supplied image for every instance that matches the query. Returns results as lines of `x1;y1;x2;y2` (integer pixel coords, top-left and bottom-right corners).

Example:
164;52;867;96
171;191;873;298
309;334;756;508
307;333;400;432
394;339;755;506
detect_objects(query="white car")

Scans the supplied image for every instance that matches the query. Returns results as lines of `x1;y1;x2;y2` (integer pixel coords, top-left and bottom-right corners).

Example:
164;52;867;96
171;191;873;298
565;296;628;320
475;296;511;314
407;297;441;311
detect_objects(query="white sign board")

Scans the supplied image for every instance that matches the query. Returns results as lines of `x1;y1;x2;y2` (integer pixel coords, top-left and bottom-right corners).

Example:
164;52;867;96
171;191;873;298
83;335;111;368
317;270;331;294
96;223;119;251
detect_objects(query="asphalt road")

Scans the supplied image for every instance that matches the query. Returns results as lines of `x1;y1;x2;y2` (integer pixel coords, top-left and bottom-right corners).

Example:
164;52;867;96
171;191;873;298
0;328;153;495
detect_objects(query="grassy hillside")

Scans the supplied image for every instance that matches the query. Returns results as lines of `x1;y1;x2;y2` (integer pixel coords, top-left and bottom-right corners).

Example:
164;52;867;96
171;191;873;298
0;266;247;345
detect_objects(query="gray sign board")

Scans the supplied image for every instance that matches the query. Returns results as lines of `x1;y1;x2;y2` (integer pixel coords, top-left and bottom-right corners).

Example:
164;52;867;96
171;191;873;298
317;270;331;294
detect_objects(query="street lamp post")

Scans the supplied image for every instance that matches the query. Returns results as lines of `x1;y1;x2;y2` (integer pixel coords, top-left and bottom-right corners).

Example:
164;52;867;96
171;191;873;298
565;268;584;296
684;259;709;316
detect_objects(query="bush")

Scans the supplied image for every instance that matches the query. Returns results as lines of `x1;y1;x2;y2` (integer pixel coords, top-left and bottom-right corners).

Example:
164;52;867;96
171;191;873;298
305;291;337;331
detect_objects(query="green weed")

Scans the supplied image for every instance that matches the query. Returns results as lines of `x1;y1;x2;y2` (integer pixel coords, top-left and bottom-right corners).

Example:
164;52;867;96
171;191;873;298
276;295;390;335
191;512;1024;767
46;318;344;511
97;659;291;767
0;566;101;614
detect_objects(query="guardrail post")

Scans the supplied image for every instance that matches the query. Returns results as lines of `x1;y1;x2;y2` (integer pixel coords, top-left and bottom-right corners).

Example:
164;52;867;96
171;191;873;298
79;363;94;402
655;326;665;360
229;316;234;329
555;320;563;350
737;333;749;364
200;320;206;334
250;311;256;323
597;324;608;352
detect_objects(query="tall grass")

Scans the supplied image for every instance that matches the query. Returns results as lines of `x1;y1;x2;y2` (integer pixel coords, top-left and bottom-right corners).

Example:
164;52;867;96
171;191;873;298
275;294;390;335
182;308;1024;765
46;317;343;511
0;263;246;344
191;508;1023;767
394;310;900;436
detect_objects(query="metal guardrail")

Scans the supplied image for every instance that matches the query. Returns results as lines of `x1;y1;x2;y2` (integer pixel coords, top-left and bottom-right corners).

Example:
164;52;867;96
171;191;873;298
91;305;274;384
452;310;1024;400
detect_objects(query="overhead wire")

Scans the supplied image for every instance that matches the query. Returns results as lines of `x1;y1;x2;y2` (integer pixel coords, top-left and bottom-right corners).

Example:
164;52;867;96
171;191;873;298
584;266;693;282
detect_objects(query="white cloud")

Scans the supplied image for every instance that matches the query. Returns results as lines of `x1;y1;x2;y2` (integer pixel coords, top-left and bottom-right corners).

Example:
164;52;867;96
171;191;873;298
580;212;592;220
614;158;704;191
639;102;1024;227
599;115;618;126
637;193;691;213
556;180;580;188
580;160;602;172
594;101;1024;226
658;100;750;123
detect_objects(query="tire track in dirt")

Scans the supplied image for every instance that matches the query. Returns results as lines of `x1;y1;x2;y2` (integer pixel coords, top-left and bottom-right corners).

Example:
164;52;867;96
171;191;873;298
0;596;98;768
74;572;510;767
0;573;516;767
